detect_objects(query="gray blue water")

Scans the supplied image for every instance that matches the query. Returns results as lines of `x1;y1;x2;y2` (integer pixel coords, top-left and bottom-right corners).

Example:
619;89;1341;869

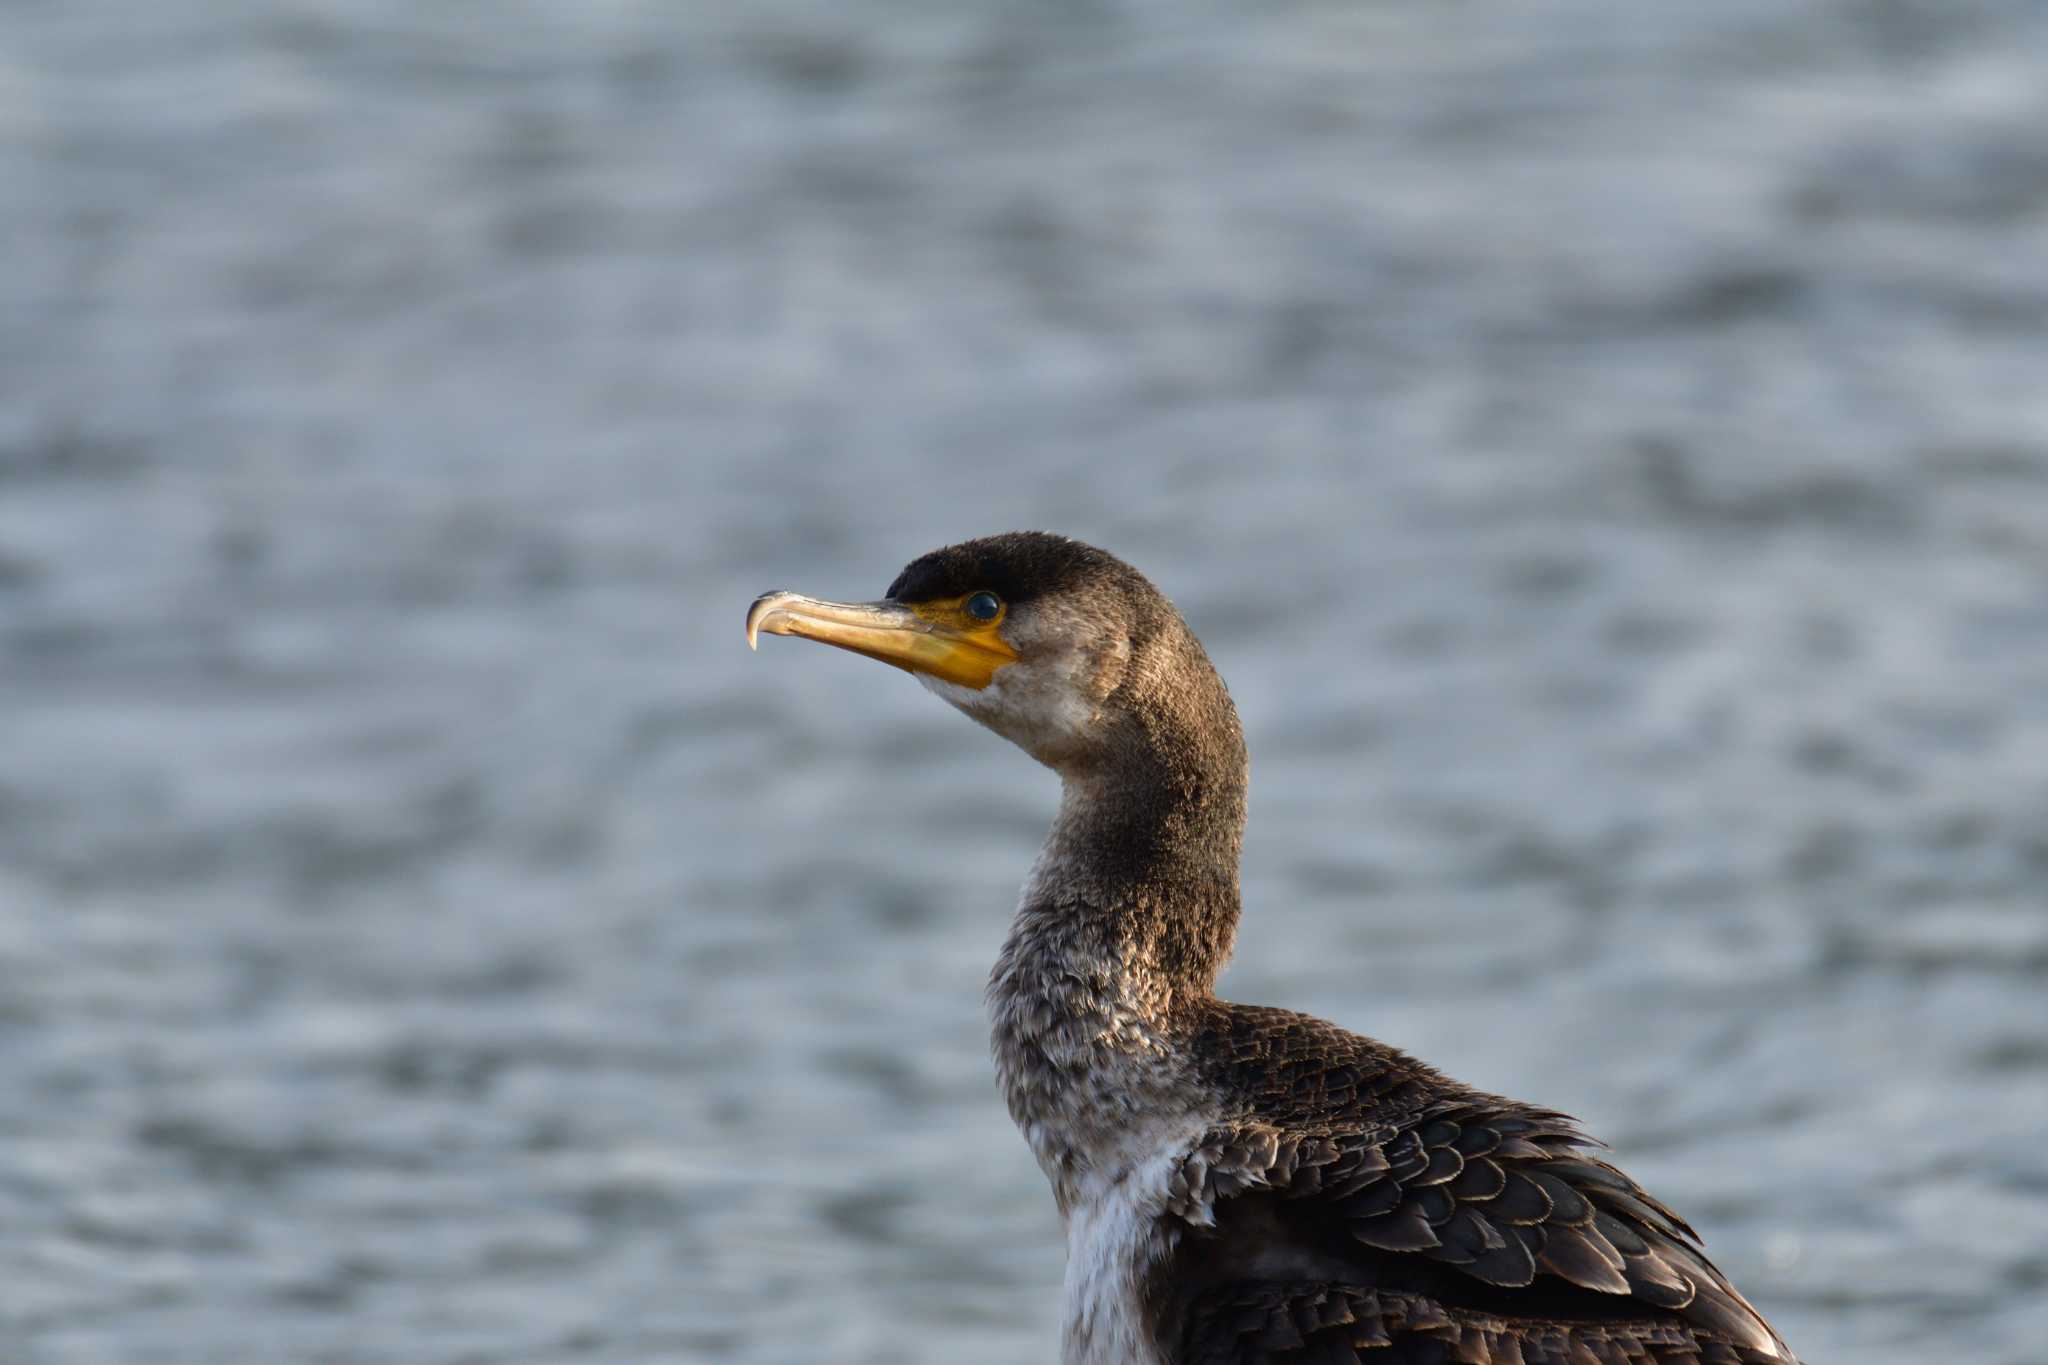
4;2;2048;1361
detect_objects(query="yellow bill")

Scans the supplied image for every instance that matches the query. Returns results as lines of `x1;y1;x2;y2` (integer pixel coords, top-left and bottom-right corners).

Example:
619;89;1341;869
746;591;1018;690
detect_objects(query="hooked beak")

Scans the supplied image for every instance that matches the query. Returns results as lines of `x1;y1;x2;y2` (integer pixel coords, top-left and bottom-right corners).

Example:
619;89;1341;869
746;591;1018;690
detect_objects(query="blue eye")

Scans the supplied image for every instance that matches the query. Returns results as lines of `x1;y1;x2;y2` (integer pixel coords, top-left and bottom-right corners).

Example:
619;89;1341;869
966;591;1002;621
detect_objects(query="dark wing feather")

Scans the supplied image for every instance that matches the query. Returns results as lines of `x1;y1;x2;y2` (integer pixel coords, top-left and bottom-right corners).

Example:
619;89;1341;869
1165;1004;1798;1365
1174;1283;1791;1365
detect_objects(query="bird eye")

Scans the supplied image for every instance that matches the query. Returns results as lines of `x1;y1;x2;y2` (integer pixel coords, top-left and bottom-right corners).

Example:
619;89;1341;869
965;591;1002;621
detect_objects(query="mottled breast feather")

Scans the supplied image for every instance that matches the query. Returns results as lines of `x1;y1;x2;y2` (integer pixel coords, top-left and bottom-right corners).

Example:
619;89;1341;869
1148;1003;1799;1365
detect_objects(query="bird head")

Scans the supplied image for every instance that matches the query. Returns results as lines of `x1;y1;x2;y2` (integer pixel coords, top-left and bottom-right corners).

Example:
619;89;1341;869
747;531;1213;773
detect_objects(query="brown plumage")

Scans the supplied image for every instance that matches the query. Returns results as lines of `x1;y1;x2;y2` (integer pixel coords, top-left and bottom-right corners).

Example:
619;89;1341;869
1157;1005;1790;1364
748;532;1800;1365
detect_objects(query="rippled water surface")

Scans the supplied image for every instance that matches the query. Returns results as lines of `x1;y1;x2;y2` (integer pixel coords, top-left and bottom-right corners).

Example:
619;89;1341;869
5;3;2048;1362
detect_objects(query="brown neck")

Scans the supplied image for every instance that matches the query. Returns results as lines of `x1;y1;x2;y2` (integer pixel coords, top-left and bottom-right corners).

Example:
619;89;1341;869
985;629;1247;1175
1008;627;1250;1007
1033;717;1245;996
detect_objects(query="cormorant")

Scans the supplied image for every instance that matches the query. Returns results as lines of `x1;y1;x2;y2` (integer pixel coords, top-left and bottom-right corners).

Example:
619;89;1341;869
746;532;1799;1365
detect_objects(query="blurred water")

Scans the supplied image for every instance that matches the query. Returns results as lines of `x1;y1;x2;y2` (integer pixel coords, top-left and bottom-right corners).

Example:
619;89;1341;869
4;2;2048;1362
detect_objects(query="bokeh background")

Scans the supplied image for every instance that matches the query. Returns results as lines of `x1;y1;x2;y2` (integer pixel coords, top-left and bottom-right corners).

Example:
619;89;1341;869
6;3;2048;1362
